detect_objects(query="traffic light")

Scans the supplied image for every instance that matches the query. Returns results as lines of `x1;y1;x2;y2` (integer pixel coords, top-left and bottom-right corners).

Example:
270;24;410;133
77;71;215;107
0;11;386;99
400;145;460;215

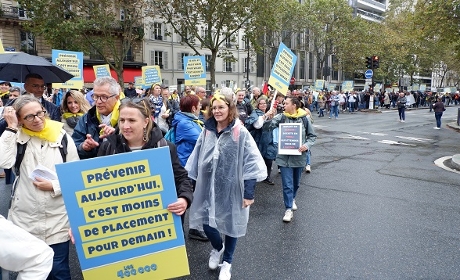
365;57;372;69
372;56;380;69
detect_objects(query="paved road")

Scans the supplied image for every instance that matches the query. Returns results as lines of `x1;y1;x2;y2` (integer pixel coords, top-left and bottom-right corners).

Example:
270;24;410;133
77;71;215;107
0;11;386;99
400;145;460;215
1;105;460;279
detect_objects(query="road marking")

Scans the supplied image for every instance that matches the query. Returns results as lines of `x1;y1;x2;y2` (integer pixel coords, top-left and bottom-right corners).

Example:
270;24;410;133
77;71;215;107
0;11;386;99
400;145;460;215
434;156;460;175
357;131;387;136
342;135;370;140
395;136;433;142
379;140;416;146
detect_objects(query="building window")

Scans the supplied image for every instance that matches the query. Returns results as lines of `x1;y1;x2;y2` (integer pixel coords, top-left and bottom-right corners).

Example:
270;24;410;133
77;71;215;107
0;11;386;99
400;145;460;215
225;37;232;48
124;47;134;61
225;61;232;72
153;22;163;40
18;5;29;19
150;51;162;67
308;52;313;80
205;55;211;71
178;52;190;70
20;31;36;55
299;54;305;79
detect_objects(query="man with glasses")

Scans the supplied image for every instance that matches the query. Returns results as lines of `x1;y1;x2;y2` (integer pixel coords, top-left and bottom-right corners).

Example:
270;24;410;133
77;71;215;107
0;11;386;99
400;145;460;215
72;76;120;159
196;86;206;100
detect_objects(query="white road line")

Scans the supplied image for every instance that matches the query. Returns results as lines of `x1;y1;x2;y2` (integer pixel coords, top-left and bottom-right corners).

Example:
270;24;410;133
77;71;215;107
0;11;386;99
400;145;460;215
395;136;433;142
379;140;416;146
342;135;370;140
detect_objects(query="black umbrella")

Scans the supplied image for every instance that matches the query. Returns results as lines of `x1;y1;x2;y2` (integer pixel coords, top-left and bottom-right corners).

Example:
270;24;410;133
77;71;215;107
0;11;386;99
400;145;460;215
0;52;74;83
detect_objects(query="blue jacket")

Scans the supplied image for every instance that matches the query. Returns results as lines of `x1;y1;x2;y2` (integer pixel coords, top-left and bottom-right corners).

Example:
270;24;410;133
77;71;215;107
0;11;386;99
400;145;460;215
172;111;202;166
245;109;277;160
71;106;111;159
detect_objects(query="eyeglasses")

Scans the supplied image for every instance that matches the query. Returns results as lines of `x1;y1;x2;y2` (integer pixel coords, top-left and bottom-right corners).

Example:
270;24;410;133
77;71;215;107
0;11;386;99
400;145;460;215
212;105;228;112
31;84;46;90
92;94;117;102
23;110;46;122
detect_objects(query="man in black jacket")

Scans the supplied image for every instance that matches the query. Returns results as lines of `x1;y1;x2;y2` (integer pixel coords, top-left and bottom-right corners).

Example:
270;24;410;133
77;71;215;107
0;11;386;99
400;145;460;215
23;73;61;121
124;82;137;98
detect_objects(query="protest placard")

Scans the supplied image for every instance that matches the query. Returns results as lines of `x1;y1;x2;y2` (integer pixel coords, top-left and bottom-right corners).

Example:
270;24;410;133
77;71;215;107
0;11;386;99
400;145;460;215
56;147;189;279
278;123;302;155
52;49;84;89
268;42;297;95
184;56;206;86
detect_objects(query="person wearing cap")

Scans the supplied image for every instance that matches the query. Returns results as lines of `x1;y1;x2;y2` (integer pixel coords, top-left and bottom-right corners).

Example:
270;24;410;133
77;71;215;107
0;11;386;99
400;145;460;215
124;82;137;98
0;81;11;105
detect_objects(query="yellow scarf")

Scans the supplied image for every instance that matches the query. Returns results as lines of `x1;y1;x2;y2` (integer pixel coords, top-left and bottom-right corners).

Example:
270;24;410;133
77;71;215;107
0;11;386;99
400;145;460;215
0;91;9;98
283;108;307;119
62;112;84;119
21;119;63;142
96;100;120;135
193;119;204;129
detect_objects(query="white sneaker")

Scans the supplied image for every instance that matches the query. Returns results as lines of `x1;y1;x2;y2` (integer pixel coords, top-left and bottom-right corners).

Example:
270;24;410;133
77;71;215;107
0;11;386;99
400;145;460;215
305;165;311;173
434;127;441;130
401;120;405;122
292;200;298;211
209;244;225;270
219;261;232;280
283;209;293;222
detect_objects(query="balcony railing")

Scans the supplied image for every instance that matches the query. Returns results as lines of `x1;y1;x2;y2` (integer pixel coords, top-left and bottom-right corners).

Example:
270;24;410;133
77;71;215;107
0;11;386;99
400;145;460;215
0;5;20;19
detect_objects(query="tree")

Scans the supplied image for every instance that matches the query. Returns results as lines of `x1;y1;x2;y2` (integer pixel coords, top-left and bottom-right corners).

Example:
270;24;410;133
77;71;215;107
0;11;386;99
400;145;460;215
304;0;357;80
149;0;275;89
18;0;145;87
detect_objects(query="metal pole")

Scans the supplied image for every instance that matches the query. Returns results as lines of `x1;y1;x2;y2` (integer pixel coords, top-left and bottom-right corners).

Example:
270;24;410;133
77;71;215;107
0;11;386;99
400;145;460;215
246;36;250;90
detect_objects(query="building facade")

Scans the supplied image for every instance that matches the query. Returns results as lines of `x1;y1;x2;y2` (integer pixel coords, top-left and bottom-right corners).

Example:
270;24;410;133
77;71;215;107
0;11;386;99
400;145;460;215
143;20;258;92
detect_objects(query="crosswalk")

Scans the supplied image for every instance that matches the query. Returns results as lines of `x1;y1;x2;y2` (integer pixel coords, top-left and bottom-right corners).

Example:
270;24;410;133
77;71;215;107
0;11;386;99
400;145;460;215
312;124;434;147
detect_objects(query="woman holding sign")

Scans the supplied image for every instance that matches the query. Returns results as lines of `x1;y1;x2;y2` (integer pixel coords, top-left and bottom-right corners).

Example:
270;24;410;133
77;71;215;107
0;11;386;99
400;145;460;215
269;96;316;222
185;93;266;280
0;95;80;279
97;98;193;216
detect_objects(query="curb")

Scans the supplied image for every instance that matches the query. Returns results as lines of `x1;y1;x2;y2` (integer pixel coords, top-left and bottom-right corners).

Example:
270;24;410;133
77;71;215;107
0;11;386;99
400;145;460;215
452;154;460;170
446;122;460;132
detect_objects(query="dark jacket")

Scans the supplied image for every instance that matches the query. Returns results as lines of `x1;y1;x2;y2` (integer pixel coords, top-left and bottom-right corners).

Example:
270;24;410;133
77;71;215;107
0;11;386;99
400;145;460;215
236;100;252;124
432;101;445;113
72;106;111;159
245;109;277;160
97;125;193;209
124;87;137;98
165;99;180;127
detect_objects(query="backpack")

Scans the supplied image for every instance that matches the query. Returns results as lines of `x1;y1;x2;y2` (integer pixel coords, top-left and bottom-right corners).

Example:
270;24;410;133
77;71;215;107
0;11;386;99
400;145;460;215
164;126;176;143
14;134;68;177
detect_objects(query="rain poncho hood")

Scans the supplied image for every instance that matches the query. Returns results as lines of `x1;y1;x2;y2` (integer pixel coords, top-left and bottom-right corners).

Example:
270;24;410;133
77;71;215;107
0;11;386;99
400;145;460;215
185;118;267;237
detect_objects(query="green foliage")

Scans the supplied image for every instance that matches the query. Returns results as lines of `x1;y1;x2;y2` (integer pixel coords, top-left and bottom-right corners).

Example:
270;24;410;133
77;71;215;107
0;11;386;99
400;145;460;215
18;0;146;86
149;0;279;87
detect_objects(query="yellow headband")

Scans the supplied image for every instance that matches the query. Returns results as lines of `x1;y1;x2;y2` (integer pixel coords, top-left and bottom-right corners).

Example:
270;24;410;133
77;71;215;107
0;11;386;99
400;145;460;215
211;93;229;105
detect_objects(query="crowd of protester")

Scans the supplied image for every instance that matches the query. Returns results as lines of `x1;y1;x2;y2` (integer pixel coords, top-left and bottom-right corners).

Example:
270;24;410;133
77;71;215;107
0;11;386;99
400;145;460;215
5;75;458;279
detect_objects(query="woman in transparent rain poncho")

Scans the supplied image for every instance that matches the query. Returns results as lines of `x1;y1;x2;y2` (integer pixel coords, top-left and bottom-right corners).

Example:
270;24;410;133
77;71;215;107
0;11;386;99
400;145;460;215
185;93;267;280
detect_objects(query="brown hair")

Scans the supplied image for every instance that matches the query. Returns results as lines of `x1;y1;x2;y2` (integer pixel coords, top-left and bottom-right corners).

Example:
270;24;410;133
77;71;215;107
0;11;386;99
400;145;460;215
62;90;91;114
119;98;153;142
208;94;238;123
